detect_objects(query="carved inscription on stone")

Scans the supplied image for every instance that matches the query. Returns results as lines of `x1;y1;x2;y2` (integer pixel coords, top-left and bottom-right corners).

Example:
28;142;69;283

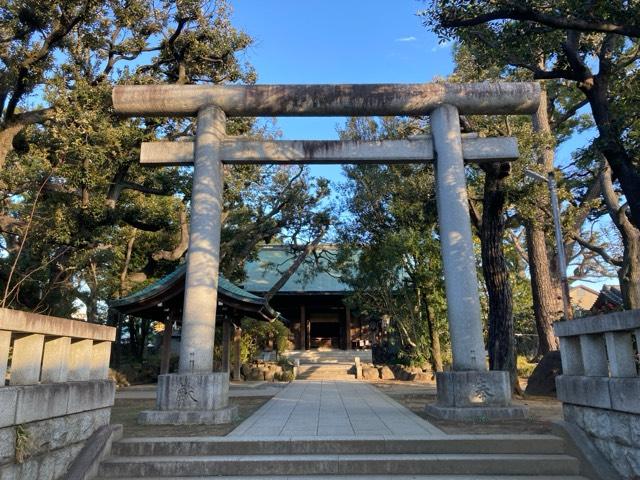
176;378;198;407
469;377;495;404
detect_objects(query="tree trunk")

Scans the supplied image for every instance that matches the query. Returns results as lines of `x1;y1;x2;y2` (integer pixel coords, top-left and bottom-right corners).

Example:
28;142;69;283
526;224;561;356
584;77;640;230
600;165;640;309
620;229;640;309
425;305;443;372
528;84;562;357
481;163;517;383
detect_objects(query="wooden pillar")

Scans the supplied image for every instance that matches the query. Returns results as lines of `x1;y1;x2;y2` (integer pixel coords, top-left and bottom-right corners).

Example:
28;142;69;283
345;307;352;350
160;315;174;375
300;305;308;350
222;317;231;373
233;326;242;381
301;305;309;350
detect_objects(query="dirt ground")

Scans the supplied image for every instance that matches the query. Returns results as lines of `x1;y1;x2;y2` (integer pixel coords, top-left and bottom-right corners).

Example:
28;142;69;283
110;396;271;438
374;380;563;435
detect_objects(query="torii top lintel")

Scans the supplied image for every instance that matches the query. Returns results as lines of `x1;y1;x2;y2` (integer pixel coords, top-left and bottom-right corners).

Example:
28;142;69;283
112;82;540;117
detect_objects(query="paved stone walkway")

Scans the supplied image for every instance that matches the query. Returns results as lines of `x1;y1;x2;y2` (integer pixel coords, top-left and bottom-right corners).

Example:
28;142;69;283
230;380;442;437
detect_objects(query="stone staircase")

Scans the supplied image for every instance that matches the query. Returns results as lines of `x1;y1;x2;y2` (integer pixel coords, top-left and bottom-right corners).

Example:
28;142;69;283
284;348;372;364
97;435;588;478
296;363;356;380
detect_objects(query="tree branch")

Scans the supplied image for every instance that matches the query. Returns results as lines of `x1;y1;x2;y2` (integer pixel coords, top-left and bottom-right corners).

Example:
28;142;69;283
570;234;623;267
439;7;640;37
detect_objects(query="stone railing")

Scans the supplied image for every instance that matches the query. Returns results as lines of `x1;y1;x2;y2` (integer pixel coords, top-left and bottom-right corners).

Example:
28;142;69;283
0;308;114;385
554;310;640;479
0;308;116;480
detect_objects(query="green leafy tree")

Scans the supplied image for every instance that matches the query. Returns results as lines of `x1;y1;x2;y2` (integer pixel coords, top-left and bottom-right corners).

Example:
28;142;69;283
421;0;640;310
335;117;447;369
0;0;332;356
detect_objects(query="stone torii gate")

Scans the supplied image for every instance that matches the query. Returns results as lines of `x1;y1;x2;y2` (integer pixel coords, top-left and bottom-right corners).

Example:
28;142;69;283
112;82;540;424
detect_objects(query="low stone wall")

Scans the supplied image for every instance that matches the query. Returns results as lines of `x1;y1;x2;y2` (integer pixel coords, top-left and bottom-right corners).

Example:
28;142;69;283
563;404;640;478
0;380;115;480
554;310;640;479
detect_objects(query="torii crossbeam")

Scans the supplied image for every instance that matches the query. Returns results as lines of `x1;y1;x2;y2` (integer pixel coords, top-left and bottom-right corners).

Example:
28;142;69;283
139;135;519;166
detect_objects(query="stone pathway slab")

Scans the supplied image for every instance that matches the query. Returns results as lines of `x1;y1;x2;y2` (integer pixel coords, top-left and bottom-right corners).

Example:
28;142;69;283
230;380;442;437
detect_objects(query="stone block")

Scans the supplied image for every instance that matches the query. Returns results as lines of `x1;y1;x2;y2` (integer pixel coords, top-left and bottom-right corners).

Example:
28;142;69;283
579;333;608;377
563;404;640;479
23;408;110;457
90;341;111;380
68;339;92;381
524;350;562;396
425;404;527;420
609;377;640;414
391;365;411;381
435;371;511;407
426;370;526;420
0;388;17;428
15;383;69;424
20;442;83;480
0;427;16;464
138;405;238;425
410;372;432;382
0;330;11;385
67;380;115;414
361;366;379;380
41;337;71;383
0;463;18;480
10;334;44;385
246;367;264;381
554;309;640;337
605;331;637;377
558;336;583;375
0;308;115;342
555;375;612;409
378;366;394;380
156;373;228;411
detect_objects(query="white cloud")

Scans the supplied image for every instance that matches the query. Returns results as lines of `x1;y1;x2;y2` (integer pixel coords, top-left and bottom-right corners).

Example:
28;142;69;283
395;36;417;42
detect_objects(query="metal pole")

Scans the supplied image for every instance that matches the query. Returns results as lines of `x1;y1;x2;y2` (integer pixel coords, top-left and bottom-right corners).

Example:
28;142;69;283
547;171;573;320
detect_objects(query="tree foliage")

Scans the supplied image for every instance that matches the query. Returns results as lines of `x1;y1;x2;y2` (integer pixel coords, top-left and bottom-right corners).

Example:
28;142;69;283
0;0;331;329
334;117;447;368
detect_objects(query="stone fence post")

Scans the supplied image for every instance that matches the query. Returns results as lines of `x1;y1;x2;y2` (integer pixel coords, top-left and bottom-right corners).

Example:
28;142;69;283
554;310;640;479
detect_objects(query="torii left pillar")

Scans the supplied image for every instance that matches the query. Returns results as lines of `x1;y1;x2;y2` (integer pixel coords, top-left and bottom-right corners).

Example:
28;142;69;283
139;105;237;425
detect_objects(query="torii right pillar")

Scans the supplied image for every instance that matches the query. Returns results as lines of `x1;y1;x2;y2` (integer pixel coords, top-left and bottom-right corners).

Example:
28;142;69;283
427;104;527;420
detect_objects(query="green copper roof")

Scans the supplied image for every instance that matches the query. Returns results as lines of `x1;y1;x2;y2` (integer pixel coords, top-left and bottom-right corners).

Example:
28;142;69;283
242;245;350;293
110;262;266;309
110;245;349;318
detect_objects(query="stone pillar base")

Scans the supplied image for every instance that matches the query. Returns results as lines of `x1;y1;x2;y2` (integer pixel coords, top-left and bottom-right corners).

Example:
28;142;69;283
425;371;527;421
137;372;237;425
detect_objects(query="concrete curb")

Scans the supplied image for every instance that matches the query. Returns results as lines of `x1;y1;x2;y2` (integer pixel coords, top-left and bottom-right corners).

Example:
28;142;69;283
551;421;621;480
64;423;123;480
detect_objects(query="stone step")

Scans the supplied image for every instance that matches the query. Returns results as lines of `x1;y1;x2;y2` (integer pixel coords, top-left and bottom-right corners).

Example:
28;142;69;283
99;453;580;477
296;364;356;380
97;476;589;480
112;435;568;457
284;350;372;365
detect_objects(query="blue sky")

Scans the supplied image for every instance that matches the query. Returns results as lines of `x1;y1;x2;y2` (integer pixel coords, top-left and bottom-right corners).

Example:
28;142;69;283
230;1;451;105
230;0;453;182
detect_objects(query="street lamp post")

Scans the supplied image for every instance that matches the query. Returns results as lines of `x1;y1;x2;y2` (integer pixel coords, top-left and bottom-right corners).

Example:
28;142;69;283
524;169;574;321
